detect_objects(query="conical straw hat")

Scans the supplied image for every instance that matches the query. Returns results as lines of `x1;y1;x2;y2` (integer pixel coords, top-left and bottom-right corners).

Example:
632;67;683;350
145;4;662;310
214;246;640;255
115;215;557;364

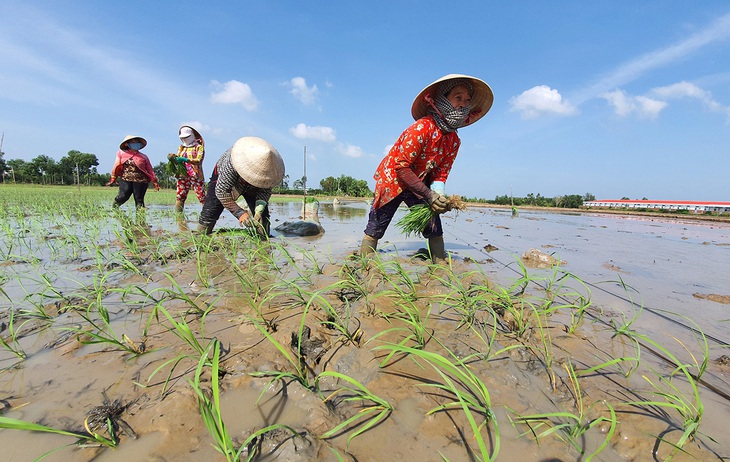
411;74;494;127
230;137;285;189
120;135;147;150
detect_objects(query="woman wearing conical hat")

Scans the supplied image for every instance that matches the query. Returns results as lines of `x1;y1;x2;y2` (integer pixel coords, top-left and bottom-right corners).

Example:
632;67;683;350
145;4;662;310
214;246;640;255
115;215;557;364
107;135;160;209
360;74;493;262
198;136;285;236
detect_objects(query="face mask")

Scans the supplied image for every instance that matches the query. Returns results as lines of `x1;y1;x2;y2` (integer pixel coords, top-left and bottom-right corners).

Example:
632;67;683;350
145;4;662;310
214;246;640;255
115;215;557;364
127;142;143;150
180;134;196;147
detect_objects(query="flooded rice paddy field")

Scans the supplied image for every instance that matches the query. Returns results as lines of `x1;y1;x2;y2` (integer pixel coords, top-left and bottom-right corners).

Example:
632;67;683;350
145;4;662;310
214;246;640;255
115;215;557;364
1;187;729;461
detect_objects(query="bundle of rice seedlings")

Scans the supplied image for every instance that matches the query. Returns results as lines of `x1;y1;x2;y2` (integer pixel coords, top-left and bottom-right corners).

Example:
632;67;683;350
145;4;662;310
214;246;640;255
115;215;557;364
396;195;466;237
165;156;188;177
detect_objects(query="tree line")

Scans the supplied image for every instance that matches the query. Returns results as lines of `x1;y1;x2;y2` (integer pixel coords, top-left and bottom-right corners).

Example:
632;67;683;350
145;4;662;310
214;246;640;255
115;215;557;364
466;192;597;209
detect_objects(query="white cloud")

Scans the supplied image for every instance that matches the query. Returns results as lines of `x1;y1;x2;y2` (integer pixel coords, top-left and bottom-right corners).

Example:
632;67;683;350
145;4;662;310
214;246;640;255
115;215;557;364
601;89;666;119
573;13;730;105
651;81;725;113
337;143;365;158
288;76;318;105
289;123;336;142
509;85;578;119
210;80;259;111
602;81;730;119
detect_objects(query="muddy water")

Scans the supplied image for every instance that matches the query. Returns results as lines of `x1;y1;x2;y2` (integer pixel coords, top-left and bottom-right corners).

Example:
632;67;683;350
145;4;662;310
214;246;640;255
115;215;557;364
1;200;729;461
269;201;730;343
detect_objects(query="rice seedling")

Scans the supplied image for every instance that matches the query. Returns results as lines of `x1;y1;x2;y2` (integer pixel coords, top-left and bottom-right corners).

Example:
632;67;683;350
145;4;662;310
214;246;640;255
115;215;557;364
188;338;241;460
428;262;494;328
274;242;323;285
315;371;393;448
0;307;29;360
309;284;363;347
373;341;499;461
138;302;216;397
0;414;119;454
63;307;148;357
153;272;224;317
510;361;617;461
368;296;432;367
396;196;466;238
249;310;316;391
617;325;710;453
536;268;593;334
627;370;707;458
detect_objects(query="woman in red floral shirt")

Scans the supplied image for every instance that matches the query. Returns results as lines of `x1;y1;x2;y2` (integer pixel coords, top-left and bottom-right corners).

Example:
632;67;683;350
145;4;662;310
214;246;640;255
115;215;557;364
361;74;493;262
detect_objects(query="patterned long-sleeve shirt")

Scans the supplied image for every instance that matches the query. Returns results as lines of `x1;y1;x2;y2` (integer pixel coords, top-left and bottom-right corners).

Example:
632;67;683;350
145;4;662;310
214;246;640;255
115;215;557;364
372;115;460;209
176;143;205;180
215;149;272;219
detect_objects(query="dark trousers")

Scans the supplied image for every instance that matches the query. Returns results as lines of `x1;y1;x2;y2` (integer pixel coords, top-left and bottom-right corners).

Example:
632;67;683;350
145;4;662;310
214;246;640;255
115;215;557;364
114;180;149;208
199;171;271;233
364;190;442;240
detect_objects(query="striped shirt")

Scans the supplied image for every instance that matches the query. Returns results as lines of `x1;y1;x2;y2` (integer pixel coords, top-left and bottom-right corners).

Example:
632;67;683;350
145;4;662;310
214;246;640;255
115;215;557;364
215;149;272;219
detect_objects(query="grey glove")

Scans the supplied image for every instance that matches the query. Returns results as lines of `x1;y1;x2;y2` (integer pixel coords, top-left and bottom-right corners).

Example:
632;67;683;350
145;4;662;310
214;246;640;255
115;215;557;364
428;193;449;214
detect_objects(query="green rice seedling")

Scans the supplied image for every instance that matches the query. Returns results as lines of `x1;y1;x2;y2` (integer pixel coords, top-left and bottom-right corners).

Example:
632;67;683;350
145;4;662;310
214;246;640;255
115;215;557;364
374;342;499;461
154;302;213;357
231;259;276;307
64;309;148;357
0;307;29;360
535;268;593;334
153;273;224;317
626;370;706;458
379;257;421;305
274;242;322;285
368;297;432;366
188;339;239;460
460;322;524;364
309;284;362;347
428;262;493;328
315;371;393;448
576;347;642;380
396;198;466;238
191;339;302;461
249;308;315;391
0;415;118;454
140;303;215;397
510;361;617;461
618;326;710;452
528;305;558;392
606;275;644;334
499;291;532;338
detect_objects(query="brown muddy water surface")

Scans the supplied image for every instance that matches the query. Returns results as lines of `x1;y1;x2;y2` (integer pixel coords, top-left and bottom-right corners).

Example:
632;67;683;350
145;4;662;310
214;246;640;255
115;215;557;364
1;199;729;461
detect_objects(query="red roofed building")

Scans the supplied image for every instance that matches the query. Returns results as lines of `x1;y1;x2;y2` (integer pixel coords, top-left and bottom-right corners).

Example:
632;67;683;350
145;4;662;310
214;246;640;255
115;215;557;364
584;200;730;214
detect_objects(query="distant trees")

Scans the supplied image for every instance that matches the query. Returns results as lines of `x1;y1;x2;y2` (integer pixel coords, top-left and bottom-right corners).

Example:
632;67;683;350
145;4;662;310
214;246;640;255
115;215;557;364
469;192;593;209
319;174;372;197
2;150;101;185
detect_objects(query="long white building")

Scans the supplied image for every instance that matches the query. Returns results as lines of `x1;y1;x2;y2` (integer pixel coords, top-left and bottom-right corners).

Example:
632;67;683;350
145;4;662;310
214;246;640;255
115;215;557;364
583;199;730;214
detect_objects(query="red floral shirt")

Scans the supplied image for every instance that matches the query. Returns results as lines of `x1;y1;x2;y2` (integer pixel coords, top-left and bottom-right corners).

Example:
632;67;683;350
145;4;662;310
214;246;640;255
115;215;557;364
373;115;460;209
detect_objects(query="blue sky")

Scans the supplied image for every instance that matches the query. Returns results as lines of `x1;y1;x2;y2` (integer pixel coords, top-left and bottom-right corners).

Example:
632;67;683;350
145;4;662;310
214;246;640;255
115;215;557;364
1;1;729;201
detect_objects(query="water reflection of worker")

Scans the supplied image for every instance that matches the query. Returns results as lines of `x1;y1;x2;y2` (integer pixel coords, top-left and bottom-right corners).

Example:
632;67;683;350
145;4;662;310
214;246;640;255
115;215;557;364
107;135;160;209
360;74;493;262
198;137;285;236
169;125;206;212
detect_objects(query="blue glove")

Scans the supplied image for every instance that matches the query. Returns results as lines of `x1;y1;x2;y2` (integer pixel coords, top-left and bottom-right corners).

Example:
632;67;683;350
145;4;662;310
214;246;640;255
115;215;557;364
175;156;187;164
431;181;446;196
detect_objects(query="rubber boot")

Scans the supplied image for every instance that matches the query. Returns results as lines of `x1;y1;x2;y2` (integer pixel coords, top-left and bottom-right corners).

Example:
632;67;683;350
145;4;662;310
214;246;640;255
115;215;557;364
197;222;215;235
174;200;184;213
360;235;378;257
428;236;446;263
